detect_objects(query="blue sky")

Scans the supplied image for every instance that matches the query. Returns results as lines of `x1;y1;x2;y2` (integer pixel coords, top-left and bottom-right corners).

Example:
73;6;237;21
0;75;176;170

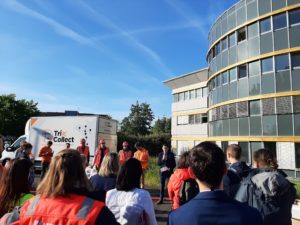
0;0;237;121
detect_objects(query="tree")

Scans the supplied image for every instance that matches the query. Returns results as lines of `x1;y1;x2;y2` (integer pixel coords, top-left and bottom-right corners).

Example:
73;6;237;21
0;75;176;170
0;94;39;137
120;101;154;136
152;117;171;135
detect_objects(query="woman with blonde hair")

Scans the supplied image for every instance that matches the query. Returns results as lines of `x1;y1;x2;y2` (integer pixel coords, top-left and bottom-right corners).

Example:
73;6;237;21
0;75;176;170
18;149;119;225
90;152;119;201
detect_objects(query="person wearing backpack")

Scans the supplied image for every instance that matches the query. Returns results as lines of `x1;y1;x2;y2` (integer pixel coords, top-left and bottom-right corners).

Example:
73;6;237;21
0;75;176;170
223;144;251;198
169;142;262;225
235;148;296;225
168;151;198;210
157;144;176;204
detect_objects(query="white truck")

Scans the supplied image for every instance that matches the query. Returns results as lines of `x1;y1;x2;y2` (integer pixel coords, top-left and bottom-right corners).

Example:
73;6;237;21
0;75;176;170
1;116;118;167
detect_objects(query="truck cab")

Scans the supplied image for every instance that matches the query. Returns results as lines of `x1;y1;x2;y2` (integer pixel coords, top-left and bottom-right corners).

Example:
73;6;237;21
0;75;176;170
0;135;27;166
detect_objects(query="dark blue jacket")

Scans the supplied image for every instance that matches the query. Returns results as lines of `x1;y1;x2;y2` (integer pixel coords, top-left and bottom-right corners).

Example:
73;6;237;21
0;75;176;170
158;151;176;177
169;190;263;225
90;175;117;201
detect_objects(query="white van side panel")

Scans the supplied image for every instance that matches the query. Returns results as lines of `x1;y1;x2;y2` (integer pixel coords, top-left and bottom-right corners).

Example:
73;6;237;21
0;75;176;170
28;116;98;160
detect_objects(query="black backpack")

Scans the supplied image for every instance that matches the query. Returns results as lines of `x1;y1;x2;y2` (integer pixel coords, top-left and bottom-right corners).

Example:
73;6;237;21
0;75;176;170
179;178;199;206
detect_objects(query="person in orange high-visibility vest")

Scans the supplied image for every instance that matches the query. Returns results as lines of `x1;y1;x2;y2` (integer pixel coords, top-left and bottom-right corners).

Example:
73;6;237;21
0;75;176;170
17;149;119;225
118;141;133;166
134;142;149;189
94;139;110;170
77;138;90;165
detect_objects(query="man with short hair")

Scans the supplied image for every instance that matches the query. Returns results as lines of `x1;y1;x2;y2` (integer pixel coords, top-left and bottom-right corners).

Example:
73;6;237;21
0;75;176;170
118;141;133;166
134;142;149;189
223;144;251;197
38;141;53;179
94;139;110;170
169;141;262;225
77;138;90;165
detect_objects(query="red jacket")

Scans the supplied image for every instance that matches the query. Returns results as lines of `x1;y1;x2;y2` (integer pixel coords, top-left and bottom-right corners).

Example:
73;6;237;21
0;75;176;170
118;149;133;165
94;147;109;169
168;168;192;210
18;194;104;225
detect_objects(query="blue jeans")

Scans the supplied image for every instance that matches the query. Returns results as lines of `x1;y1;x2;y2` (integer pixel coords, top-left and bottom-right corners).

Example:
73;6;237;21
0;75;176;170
159;174;169;200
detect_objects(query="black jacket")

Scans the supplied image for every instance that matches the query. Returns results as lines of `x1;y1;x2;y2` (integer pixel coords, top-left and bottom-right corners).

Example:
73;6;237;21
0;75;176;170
158;151;176;176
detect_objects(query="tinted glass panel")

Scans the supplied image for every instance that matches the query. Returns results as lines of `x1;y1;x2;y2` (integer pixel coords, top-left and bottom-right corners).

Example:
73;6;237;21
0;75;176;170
230;68;237;82
250;100;261;115
223;120;230;136
260;18;271;33
249;76;261;96
248;22;259;39
222;37;228;50
276;71;291;92
238;64;247;79
289;9;300;26
259;0;271;15
222;71;229;84
262;115;277;135
292;52;300;68
229;33;236;47
230;119;239;136
203;87;208;97
239;117;249;136
262;57;273;73
273;13;287;30
260;32;273;54
261;73;275;94
250;116;262;135
278;115;293;136
295;143;300;168
249;60;260;76
294;114;300;135
239;142;250;163
229;82;237;100
238;79;249;98
275;54;290;71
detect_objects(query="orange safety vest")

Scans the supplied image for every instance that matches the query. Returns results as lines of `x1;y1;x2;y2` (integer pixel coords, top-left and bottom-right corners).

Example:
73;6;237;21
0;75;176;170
134;148;149;170
19;194;104;225
76;146;90;157
94;147;109;169
118;149;133;165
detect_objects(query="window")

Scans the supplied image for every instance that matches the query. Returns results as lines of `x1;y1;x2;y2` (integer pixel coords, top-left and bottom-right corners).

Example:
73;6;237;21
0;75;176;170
202;114;208;123
277;115;293;136
275;54;290;71
222;37;228;51
196;88;202;98
273;13;287;30
173;94;179;102
203;87;208;97
184;91;189;100
216;42;221;55
179;92;184;101
222;71;229;84
237;27;246;42
260;18;271;33
190;90;195;99
189;115;195;124
295;143;300;168
261;57;273;74
248;22;258;39
239;142;250;163
195;114;201;124
250;100;261;115
264;142;277;158
229;32;236;47
177;115;188;125
238;64;247;79
229;68;237;82
262;115;277;136
292;52;300;69
216;75;221;87
249;60;260;76
276;96;292;114
289;9;300;26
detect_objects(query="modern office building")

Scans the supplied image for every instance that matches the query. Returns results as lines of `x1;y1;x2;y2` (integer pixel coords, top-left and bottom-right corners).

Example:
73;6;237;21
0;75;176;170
165;0;300;177
163;69;209;155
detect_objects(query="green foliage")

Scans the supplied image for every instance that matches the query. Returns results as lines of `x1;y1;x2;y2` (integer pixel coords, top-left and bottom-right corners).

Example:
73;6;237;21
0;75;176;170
120;102;154;136
152;117;171;135
291;180;300;198
145;157;160;188
0;94;39;137
117;132;171;156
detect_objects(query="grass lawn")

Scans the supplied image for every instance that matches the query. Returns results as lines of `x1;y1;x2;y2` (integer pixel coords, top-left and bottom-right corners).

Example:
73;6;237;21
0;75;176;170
145;157;160;189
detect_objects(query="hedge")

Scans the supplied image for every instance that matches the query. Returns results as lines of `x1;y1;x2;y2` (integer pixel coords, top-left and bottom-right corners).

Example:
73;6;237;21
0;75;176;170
117;132;171;156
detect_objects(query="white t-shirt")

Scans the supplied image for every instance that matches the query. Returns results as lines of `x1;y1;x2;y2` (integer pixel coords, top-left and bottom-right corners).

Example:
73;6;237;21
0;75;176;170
106;188;157;225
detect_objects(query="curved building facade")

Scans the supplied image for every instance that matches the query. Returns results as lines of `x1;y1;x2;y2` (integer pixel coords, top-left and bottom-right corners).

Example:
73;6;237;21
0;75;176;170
206;0;300;176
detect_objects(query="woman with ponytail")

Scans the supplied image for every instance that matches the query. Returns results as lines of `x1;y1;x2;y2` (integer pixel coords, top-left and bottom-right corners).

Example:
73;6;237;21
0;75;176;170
235;148;296;225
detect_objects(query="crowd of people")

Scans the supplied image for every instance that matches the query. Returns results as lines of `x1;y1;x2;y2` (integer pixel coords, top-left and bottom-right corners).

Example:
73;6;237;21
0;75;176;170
0;137;297;225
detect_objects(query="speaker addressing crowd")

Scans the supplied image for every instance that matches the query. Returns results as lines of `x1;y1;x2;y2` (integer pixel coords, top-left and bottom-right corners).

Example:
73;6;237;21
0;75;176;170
0;138;297;225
